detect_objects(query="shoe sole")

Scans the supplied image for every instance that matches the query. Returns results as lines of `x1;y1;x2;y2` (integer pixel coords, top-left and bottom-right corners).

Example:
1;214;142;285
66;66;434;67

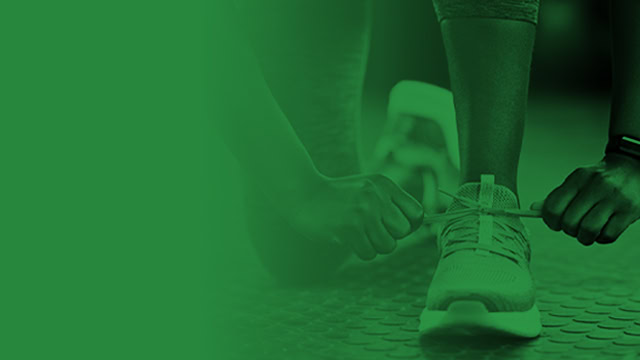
419;300;541;338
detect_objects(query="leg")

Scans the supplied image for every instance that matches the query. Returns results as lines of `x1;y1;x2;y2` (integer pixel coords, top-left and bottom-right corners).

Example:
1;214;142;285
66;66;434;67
238;0;373;283
420;0;542;338
442;18;535;196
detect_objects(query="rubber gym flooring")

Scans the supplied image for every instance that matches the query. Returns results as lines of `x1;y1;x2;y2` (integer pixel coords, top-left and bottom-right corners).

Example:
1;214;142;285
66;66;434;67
222;96;640;360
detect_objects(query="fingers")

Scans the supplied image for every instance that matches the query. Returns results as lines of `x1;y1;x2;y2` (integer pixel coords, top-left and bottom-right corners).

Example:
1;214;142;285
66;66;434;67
365;176;412;239
341;174;424;261
560;187;603;237
373;175;424;232
541;167;632;246
530;201;543;211
576;202;615;246
597;213;632;245
337;225;376;261
338;179;397;261
366;218;397;255
339;216;398;261
393;195;424;233
380;201;412;239
542;169;593;231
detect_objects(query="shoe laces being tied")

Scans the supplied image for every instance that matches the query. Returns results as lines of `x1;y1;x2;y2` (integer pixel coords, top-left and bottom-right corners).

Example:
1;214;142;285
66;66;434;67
423;175;539;267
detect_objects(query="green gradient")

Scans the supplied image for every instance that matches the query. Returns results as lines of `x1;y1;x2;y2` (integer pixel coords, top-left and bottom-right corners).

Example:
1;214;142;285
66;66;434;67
3;1;212;359
5;1;640;360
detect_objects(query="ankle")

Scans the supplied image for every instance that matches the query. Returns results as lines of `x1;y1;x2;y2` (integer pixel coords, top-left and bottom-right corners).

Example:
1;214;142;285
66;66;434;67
458;175;520;207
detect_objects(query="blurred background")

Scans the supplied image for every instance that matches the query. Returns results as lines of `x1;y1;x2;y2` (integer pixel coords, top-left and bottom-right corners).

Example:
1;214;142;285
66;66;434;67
361;0;612;155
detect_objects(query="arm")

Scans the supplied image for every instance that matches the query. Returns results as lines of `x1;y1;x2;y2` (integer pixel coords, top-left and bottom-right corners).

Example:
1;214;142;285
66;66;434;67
212;1;324;207
211;1;423;270
610;0;640;139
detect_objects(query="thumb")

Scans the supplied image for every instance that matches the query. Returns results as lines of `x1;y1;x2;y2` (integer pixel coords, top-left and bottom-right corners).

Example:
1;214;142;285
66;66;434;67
530;201;544;211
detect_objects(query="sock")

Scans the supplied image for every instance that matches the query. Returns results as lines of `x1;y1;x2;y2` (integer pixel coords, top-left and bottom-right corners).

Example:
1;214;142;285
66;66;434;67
449;180;519;211
432;0;540;25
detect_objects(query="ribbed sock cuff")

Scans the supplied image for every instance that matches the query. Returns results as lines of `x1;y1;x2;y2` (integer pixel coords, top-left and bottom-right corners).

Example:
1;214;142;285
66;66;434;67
433;0;540;25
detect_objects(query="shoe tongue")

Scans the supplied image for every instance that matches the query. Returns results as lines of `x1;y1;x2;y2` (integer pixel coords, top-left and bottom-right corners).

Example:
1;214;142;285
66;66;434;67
448;182;519;212
440;179;529;260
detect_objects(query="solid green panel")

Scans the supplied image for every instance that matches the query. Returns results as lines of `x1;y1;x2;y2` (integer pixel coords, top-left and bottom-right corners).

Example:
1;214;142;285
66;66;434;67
2;1;213;359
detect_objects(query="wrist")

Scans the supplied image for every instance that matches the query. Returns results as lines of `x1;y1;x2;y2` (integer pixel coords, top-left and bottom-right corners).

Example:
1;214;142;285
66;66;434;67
604;151;640;168
606;135;640;163
269;167;331;210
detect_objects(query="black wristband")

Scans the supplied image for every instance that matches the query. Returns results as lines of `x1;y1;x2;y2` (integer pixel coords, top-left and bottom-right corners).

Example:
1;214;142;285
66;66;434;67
606;135;640;161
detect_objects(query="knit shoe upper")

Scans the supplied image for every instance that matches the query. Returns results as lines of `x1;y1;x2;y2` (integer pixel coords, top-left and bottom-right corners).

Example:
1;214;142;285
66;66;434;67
425;175;535;313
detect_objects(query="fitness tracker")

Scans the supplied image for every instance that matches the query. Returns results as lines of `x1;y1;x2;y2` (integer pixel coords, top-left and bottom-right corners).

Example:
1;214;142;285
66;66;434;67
606;135;640;162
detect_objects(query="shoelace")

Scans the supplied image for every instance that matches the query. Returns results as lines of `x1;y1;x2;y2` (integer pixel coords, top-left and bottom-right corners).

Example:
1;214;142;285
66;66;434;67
423;189;541;224
424;190;540;265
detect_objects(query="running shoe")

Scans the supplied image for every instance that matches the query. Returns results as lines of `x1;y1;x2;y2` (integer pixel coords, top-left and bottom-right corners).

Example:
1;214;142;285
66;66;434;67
373;81;459;216
419;175;541;338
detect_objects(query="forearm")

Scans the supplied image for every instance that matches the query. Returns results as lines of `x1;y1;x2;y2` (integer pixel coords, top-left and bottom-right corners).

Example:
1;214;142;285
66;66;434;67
212;1;325;199
610;0;640;138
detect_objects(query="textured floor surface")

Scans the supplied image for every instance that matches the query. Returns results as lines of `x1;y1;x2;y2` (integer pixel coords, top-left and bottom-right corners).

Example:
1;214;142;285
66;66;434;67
226;226;640;360
222;96;640;359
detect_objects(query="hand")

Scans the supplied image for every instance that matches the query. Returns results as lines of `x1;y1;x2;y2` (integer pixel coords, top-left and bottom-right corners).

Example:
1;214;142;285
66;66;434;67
286;174;424;260
536;153;640;245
